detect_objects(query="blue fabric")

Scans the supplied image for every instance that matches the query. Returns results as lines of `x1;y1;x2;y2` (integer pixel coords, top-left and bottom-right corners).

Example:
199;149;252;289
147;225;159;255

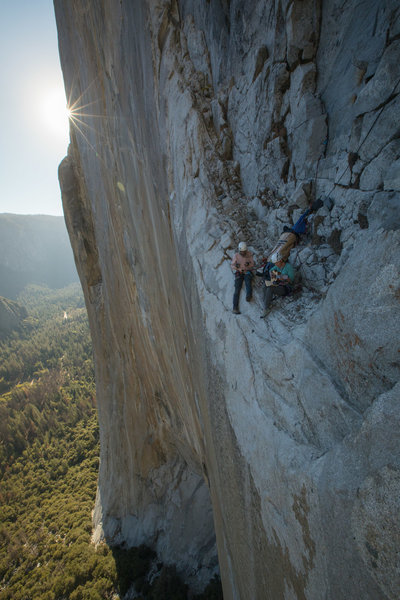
233;272;253;309
262;261;274;280
292;208;311;235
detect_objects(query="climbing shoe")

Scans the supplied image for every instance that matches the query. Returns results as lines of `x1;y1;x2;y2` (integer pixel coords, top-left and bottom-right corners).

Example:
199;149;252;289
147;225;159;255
260;309;270;319
246;295;252;302
232;308;241;314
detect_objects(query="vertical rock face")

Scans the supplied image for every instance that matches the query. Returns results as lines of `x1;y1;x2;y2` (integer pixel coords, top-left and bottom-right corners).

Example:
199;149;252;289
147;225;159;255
55;1;400;598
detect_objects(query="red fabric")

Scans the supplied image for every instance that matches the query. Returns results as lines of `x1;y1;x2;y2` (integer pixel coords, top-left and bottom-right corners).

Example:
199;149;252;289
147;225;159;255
231;251;255;273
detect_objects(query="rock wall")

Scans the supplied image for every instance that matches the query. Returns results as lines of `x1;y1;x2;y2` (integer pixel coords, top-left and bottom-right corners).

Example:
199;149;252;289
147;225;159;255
55;1;400;598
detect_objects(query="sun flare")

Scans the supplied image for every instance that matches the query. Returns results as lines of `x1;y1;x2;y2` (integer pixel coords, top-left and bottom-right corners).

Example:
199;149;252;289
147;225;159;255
39;87;70;139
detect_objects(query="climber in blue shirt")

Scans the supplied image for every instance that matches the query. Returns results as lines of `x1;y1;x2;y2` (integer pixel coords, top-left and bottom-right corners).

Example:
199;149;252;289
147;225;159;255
261;253;295;318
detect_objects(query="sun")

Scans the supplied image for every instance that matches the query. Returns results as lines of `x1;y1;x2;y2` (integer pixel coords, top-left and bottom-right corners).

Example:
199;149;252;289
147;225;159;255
39;87;70;139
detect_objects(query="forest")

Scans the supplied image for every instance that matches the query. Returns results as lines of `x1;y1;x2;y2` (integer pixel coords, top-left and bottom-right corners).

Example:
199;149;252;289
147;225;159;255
0;284;222;600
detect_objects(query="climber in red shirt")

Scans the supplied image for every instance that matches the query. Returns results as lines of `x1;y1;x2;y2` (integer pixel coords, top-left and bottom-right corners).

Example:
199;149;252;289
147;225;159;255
230;241;255;314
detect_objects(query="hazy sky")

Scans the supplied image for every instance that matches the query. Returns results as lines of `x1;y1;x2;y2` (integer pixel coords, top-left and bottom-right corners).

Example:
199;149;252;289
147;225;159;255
0;0;69;216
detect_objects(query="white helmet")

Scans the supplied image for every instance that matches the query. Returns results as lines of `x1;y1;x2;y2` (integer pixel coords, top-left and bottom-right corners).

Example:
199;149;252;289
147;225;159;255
270;251;283;263
238;241;247;252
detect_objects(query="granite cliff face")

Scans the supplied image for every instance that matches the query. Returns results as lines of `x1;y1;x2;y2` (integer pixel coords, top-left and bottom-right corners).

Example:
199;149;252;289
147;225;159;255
55;1;400;598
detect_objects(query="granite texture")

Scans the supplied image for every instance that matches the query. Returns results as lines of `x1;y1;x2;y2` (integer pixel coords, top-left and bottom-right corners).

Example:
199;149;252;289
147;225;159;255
55;1;400;597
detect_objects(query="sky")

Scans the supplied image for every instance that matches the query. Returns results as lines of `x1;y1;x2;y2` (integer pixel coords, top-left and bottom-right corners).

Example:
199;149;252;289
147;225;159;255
0;0;70;216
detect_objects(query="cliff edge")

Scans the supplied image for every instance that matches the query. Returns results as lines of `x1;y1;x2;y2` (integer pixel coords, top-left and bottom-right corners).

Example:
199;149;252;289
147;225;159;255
55;1;400;598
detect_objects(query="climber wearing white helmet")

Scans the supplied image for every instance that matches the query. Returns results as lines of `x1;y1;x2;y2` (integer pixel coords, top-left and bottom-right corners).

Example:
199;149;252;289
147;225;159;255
230;241;255;315
260;254;295;318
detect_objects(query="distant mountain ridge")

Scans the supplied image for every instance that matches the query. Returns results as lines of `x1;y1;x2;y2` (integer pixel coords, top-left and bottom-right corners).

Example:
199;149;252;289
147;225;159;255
0;213;78;299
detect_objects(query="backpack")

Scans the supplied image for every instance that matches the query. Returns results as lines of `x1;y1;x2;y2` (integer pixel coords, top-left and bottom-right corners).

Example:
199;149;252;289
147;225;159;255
268;231;298;261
